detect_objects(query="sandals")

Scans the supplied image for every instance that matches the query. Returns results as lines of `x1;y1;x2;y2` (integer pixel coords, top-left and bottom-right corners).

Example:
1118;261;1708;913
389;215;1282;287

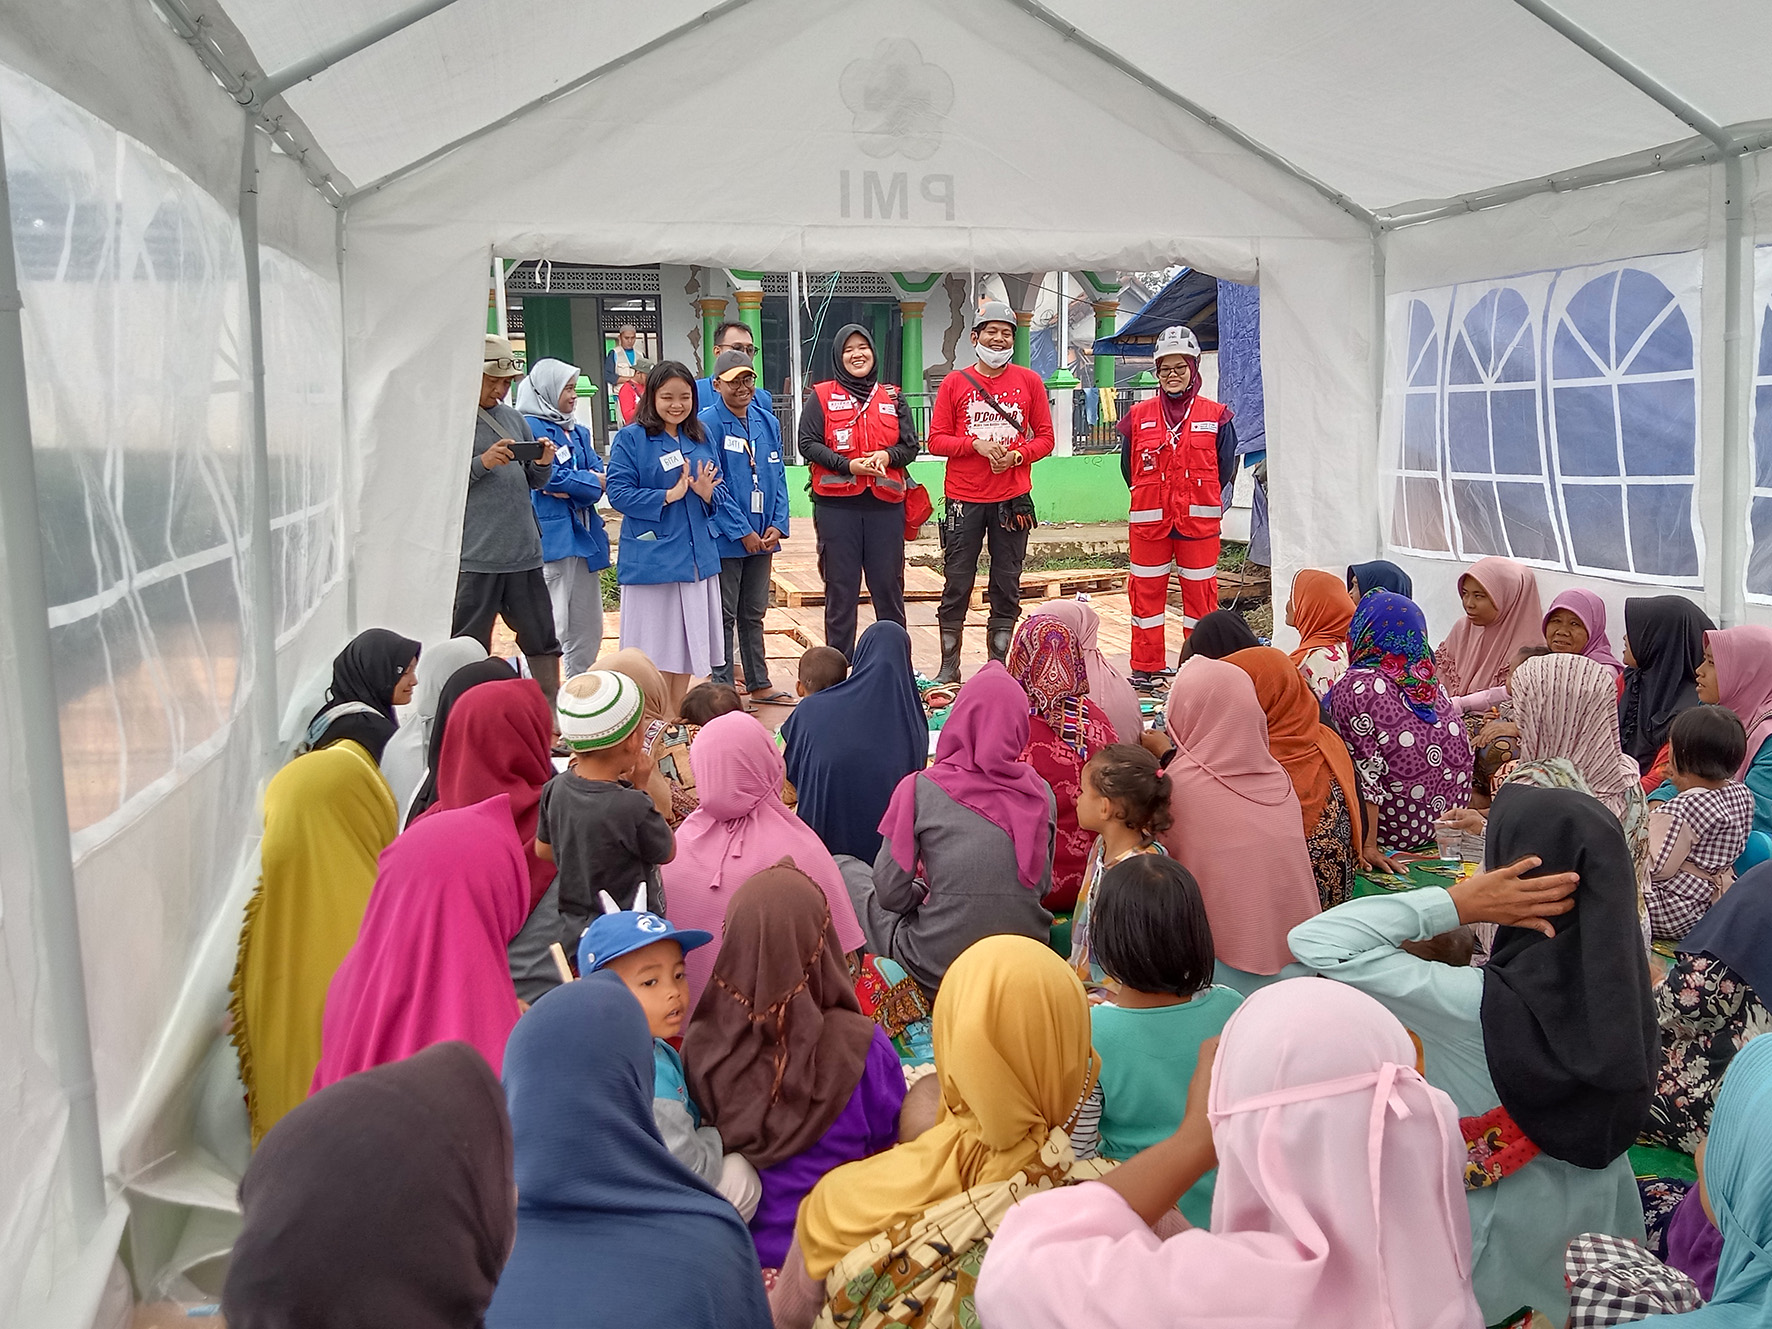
749;690;797;707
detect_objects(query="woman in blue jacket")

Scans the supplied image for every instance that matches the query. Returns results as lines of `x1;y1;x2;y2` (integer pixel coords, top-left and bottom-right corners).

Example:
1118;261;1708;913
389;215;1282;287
607;361;744;716
516;359;611;676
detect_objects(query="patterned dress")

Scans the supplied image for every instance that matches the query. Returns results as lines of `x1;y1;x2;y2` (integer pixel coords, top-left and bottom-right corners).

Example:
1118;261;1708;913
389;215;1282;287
1297;643;1350;702
1329;670;1475;852
1644;953;1772;1153
1308;779;1358;909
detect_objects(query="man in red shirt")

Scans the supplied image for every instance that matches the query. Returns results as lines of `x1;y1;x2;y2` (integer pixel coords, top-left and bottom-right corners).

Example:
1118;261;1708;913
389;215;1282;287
1118;324;1237;686
928;301;1056;682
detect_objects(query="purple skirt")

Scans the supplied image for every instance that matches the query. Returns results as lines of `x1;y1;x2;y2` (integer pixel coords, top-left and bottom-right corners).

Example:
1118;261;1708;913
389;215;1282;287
619;577;724;676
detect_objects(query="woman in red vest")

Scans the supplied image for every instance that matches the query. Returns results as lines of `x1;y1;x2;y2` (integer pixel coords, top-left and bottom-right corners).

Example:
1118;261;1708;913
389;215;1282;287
798;324;921;659
1119;324;1238;688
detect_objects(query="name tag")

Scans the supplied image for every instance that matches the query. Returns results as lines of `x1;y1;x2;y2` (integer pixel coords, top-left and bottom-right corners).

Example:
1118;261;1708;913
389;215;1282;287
880;401;898;416
827;394;854;408
724;437;749;453
1190;420;1220;432
658;449;685;472
751;490;765;513
1139;420;1159;429
835;428;852;445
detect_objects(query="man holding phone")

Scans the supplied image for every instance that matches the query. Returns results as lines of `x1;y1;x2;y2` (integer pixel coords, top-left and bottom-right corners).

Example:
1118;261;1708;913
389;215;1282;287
452;334;564;718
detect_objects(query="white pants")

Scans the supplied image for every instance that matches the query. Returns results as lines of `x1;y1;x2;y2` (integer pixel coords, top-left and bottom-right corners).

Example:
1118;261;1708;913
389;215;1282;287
542;557;606;677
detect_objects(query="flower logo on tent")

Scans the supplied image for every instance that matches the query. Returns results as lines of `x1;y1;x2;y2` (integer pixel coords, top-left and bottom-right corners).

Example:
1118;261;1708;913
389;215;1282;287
840;39;955;160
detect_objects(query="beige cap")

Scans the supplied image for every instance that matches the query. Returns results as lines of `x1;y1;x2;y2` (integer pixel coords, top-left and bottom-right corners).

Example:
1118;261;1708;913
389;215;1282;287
483;334;523;378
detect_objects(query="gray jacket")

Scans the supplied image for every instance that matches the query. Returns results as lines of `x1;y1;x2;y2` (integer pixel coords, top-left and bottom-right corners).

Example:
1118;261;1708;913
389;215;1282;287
460;401;551;574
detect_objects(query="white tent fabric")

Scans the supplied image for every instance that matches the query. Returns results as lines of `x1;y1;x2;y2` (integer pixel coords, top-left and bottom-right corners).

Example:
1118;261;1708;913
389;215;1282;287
2;0;1771;1321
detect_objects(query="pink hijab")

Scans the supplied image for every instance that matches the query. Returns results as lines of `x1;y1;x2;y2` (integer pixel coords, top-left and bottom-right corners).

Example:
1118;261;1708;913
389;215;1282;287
879;661;1054;894
1543;588;1623;677
1439;557;1544;697
662;712;863;1008
1159;658;1319;974
1708;625;1772;778
1037;598;1143;743
1510;653;1639;817
312;795;528;1089
975;979;1482;1329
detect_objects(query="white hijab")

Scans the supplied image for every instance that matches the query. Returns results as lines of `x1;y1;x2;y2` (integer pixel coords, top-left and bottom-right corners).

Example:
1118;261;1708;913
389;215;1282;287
514;358;581;430
379;636;489;818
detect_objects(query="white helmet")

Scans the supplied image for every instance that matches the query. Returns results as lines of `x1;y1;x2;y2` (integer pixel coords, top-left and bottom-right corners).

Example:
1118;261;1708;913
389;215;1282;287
1152;325;1201;361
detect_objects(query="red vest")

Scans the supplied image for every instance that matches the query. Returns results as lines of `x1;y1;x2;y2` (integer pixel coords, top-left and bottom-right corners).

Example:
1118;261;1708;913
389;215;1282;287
1123;392;1230;538
809;381;908;502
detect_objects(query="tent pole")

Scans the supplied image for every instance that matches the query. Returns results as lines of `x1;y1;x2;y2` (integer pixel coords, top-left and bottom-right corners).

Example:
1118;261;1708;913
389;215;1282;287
254;0;465;103
492;253;510;340
0;109;108;1242
239;117;282;761
1720;154;1750;626
787;271;803;453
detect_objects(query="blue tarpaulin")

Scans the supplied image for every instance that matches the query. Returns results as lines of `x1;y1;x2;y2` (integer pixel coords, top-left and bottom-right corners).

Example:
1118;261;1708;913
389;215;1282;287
1091;268;1220;357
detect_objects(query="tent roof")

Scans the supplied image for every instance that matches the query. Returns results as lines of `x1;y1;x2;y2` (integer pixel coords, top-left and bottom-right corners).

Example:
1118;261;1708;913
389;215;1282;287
156;0;1772;226
1094;268;1219;355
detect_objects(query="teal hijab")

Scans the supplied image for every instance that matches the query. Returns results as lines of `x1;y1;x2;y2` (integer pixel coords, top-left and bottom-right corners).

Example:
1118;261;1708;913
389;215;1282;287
1649;1034;1772;1323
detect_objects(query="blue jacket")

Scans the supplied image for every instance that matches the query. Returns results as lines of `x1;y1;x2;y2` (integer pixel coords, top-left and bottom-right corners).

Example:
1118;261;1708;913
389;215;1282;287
696;376;774;416
524;416;612;570
699;398;792;560
606;422;740;585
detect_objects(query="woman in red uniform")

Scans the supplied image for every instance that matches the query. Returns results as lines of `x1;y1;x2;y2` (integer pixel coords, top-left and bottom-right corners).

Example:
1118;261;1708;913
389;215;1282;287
1119;324;1238;688
798;325;922;660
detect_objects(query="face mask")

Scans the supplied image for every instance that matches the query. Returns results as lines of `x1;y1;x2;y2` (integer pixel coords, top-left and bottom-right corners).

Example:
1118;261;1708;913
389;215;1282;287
974;342;1013;370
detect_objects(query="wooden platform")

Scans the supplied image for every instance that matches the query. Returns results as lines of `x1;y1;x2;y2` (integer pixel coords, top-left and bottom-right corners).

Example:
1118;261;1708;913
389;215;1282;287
771;562;1127;609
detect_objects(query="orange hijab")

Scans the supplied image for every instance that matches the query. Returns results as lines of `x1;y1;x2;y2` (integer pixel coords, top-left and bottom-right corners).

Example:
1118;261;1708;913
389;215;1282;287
1228;646;1362;839
1287;570;1356;668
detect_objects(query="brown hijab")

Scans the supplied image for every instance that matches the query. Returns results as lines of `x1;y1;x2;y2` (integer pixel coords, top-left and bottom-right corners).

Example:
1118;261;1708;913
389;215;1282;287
1227;645;1363;839
222;1040;514;1329
682;863;877;1170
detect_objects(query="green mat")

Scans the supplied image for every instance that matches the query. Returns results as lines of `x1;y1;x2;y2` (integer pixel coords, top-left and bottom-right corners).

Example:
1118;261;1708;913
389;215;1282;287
1351;857;1464;899
1630;1143;1698;1184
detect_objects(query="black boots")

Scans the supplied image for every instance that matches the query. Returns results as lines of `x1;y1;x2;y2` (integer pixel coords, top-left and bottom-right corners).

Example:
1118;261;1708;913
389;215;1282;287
934;625;964;684
987;624;1014;663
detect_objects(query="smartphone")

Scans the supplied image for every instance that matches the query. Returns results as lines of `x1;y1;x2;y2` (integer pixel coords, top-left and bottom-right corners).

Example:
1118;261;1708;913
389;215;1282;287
508;440;547;464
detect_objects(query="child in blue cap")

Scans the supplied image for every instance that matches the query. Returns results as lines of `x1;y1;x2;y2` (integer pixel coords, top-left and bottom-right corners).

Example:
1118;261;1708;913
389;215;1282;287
578;888;761;1218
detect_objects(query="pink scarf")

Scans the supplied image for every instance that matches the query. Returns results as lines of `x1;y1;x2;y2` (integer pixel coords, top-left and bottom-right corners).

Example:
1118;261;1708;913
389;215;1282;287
661;712;863;1008
1709;625;1772;778
312;795;528;1089
1159;658;1319;974
1037;598;1142;744
1438;557;1544;697
975;979;1482;1329
1510;653;1639;817
1542;588;1623;677
879;662;1054;894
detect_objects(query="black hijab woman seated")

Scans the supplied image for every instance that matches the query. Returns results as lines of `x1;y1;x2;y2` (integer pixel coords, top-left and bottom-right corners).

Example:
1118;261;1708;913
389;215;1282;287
306;628;421;764
222;1040;515;1329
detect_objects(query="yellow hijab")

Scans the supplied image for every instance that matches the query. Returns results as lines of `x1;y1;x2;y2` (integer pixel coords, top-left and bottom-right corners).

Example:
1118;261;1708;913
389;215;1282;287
795;935;1099;1278
229;741;397;1146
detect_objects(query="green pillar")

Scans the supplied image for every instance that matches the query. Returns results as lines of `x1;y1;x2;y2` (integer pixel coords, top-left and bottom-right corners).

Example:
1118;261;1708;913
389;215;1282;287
870;302;890;376
1013;310;1033;367
699;298;727;375
734;289;764;384
898;299;925;433
1092;299;1120;388
522;295;573;365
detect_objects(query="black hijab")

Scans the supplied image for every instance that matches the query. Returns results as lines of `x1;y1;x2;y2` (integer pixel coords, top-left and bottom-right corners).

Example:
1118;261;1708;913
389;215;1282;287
307;629;421;763
405;657;517;826
1480;783;1659;1169
222;1041;514;1329
1618;595;1713;771
830;322;878;400
1179;609;1262;662
1677;859;1772;1000
1346;560;1414;601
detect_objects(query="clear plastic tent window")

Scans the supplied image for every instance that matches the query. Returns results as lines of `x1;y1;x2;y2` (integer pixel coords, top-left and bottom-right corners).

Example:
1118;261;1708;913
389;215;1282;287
1383;251;1703;586
1744;248;1772;602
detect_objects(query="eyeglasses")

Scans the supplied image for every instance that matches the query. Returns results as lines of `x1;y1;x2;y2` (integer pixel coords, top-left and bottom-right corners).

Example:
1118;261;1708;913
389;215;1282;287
1155;364;1192;379
723;342;757;355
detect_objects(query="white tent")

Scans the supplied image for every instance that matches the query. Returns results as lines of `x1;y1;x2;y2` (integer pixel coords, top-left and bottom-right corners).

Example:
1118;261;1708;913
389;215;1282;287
3;0;1771;1319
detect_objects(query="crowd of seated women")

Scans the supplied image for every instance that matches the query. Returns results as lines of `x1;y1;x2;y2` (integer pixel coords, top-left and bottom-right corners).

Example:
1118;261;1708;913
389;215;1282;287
219;555;1772;1329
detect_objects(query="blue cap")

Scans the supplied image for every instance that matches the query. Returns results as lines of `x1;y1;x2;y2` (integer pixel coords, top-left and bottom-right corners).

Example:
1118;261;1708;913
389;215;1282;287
577;908;712;976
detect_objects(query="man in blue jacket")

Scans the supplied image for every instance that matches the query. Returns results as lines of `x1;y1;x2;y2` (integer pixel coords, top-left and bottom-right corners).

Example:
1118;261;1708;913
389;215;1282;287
700;348;792;704
514;358;611;676
696;320;774;415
